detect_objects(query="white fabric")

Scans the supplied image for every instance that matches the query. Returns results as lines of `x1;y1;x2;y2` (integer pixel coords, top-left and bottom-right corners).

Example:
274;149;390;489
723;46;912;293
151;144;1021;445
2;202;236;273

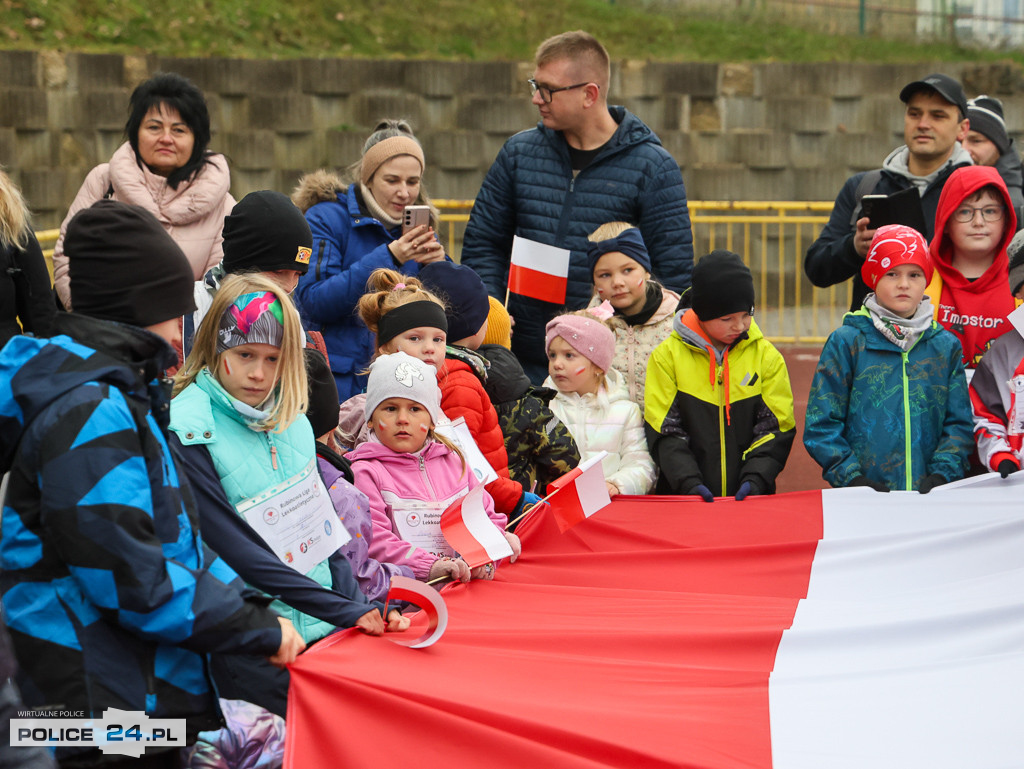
769;476;1024;768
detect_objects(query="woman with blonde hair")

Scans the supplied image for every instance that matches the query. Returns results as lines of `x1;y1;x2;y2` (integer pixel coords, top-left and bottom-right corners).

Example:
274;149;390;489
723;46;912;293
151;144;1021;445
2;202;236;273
1;168;55;346
291;119;448;400
169;273;406;717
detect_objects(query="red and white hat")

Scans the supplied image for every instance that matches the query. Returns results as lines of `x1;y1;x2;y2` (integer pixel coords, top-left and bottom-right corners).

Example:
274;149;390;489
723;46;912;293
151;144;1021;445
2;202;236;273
861;225;933;290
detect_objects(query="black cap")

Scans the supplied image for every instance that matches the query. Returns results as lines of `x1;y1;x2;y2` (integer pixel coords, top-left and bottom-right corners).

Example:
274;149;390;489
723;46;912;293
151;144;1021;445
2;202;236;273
222;190;313;276
304;348;340;438
690;250;755;322
899;73;968;118
66;200;196;327
967;96;1011;156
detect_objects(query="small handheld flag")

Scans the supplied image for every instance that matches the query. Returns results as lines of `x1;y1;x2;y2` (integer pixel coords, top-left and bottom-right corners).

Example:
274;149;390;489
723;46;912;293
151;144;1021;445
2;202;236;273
440;484;513;568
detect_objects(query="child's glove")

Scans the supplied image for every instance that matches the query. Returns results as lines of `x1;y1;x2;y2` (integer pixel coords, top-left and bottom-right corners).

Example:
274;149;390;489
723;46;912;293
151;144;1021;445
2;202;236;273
734;479;763;501
993;454;1020;478
917;474;947;494
521;491;545;509
848;475;889;492
687;483;714;503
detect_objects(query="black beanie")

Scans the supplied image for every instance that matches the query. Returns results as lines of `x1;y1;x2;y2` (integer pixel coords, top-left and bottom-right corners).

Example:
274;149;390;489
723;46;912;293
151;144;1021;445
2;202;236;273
967;96;1011;157
418;261;490;343
222;190;313;275
690;250;755;321
304;348;340;438
66;200;196;327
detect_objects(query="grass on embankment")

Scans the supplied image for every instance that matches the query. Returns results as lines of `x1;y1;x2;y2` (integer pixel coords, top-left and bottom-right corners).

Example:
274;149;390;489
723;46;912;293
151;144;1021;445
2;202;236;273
2;0;1023;64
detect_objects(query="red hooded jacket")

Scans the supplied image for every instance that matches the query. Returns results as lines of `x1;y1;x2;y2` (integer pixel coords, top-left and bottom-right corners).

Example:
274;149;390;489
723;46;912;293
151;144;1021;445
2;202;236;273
927;165;1018;368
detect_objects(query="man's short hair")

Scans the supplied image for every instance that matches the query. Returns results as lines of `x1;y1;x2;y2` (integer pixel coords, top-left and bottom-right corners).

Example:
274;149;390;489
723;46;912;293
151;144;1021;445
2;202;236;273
535;30;610;87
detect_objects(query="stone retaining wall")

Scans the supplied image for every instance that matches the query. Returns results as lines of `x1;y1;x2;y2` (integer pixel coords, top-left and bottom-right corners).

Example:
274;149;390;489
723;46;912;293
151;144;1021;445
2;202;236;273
3;50;1024;228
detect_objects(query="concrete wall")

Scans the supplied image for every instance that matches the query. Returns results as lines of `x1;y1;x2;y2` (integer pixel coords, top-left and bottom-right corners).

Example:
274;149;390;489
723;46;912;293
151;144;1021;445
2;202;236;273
3;50;1024;228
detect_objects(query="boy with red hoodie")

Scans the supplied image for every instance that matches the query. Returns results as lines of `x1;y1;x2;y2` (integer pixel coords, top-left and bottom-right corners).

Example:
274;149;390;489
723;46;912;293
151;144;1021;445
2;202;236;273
927;165;1019;369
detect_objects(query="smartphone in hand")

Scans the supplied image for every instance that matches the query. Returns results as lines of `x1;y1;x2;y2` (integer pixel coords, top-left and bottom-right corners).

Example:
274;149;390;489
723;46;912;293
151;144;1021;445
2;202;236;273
402;205;431;235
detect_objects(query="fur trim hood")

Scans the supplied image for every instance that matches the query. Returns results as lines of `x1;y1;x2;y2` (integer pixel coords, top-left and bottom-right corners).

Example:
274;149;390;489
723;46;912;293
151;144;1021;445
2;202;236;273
291;169;347;214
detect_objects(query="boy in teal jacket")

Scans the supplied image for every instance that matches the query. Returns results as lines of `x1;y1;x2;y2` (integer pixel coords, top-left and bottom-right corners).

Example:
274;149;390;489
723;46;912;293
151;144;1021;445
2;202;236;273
804;225;974;492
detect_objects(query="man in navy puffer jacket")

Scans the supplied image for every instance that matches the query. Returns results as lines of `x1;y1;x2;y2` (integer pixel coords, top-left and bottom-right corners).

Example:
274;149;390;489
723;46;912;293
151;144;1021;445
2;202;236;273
461;30;693;383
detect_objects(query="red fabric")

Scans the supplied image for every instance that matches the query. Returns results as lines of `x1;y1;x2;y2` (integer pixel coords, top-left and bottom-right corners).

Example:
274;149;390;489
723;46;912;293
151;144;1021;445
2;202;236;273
285;492;824;768
929;165;1018;367
509;262;568;304
437;357;522;514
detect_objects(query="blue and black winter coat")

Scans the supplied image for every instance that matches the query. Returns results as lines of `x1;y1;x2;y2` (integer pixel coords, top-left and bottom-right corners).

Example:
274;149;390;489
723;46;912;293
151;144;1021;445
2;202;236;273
803;309;974;490
0;315;281;762
461;107;693;379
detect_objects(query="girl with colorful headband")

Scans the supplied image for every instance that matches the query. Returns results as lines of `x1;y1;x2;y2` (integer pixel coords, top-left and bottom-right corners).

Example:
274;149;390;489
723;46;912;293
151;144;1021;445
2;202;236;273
291;119;449;401
544;309;656;497
170;273;407;717
585;222;680;414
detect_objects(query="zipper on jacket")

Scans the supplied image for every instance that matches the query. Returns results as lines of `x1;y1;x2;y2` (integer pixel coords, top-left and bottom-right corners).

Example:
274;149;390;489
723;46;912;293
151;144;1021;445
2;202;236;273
314;240;326;281
717;365;727;494
742;433;775;461
418;455;438;501
266;433;280;472
902;352;912;490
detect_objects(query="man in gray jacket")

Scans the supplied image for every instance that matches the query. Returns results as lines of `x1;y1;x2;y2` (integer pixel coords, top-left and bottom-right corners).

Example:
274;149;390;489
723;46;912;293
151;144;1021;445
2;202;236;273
461;30;693;383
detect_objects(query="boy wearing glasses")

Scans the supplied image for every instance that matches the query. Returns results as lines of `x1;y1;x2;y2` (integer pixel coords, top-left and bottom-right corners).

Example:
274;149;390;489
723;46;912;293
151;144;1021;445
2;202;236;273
927;165;1019;369
804;225;973;492
461;30;693;385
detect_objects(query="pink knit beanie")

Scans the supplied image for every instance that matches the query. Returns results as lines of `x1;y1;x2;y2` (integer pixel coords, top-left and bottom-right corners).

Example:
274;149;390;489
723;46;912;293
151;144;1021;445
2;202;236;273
544;313;615;373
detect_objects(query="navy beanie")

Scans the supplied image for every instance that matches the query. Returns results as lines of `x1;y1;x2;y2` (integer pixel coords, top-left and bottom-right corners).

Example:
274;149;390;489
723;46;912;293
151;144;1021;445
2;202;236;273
690;250;754;321
418;261;490;343
585;228;652;275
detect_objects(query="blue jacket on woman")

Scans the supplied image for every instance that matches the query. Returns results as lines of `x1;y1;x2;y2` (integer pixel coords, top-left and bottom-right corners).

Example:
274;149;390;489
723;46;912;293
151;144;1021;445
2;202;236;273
0;315;282;762
293;179;428;399
461;107;693;380
803;309;974;490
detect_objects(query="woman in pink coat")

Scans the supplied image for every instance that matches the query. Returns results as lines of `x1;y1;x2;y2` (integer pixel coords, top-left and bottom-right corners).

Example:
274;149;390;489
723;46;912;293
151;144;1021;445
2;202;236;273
53;72;233;310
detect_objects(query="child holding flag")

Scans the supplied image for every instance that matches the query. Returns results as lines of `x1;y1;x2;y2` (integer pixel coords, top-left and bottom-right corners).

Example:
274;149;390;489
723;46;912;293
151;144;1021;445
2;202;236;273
645;250;795;501
586;222;680;413
354;267;544;519
348;352;521;582
545;309;656;497
804;225;973;492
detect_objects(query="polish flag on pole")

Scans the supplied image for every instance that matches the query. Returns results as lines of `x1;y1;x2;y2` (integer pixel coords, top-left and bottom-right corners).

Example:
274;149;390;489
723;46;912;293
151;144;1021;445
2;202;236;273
508;236;571;304
440;484;513;568
381;576;448;649
548;453;612;533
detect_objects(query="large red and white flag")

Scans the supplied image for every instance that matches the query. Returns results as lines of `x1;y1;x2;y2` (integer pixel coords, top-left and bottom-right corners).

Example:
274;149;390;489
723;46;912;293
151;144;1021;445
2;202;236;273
440;483;512;567
286;474;1024;768
508;235;571;304
547;452;612;533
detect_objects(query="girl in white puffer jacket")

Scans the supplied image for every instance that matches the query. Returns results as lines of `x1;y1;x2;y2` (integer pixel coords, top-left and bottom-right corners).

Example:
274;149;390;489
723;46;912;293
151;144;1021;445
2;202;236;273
543;309;656;497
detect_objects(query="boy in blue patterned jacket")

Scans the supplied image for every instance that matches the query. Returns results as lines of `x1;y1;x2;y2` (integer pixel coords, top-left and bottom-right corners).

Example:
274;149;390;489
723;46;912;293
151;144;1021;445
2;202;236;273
804;224;974;492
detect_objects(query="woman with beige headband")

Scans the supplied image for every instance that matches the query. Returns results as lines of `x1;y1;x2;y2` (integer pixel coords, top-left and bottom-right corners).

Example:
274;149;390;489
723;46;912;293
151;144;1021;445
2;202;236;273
292;119;447;399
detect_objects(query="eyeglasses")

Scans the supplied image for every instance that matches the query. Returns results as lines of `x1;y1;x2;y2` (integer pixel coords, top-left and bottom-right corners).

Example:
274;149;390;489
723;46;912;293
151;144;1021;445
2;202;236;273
952;205;1004;223
527;79;591;104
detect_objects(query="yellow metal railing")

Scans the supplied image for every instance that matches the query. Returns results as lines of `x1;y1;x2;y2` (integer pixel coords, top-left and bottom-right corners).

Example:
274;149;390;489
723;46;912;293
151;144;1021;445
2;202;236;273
435;199;845;344
38;201;848;344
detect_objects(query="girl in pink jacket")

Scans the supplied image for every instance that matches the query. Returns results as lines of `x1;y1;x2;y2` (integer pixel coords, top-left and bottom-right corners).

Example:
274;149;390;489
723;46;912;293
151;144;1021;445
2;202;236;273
347;352;521;584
